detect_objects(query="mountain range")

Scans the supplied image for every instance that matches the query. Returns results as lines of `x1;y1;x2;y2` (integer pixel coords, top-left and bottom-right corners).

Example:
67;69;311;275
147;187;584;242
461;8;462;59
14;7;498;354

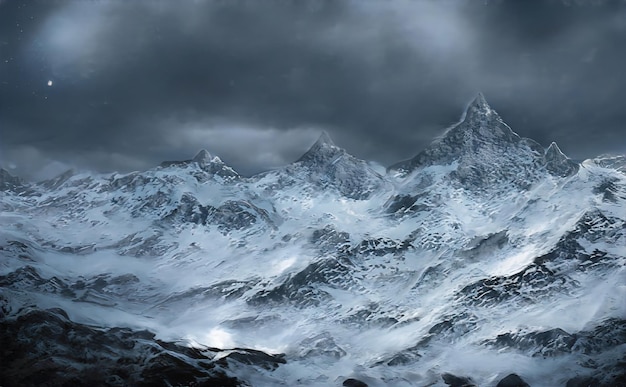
1;94;625;387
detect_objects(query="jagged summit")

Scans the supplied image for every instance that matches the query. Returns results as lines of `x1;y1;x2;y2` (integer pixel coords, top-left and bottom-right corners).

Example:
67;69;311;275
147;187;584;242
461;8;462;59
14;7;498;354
0;168;23;191
267;131;385;199
545;142;579;177
161;149;219;168
389;94;525;174
192;149;213;164
473;91;488;106
546;142;565;158
159;149;238;178
456;92;499;128
464;92;491;117
456;93;518;142
296;131;341;164
315;131;335;147
39;169;75;190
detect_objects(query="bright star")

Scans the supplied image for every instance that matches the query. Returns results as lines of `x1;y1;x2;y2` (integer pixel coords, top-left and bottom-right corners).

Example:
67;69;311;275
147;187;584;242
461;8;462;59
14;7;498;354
47;80;53;86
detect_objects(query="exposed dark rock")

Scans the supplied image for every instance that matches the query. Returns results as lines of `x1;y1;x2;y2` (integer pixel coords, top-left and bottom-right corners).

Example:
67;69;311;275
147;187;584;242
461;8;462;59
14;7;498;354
458;209;626;308
298;332;347;359
340;303;399;329
159;280;255;308
386;194;419;214
262;131;385;200
0;307;285;386
388;94;547;191
381;350;421;366
441;372;477;387
343;378;369;387
487;318;626;361
160;149;239;179
311;225;351;253
491;328;577;357
353;237;413;257
164;192;213;225
0;168;23;191
39;169;75;190
165;195;275;232
461;230;509;259
216;348;286;371
497;373;530;387
565;375;601;387
545;142;579;177
571;318;626;354
421;313;478;345
593;178;620;203
248;257;352;307
208;200;274;232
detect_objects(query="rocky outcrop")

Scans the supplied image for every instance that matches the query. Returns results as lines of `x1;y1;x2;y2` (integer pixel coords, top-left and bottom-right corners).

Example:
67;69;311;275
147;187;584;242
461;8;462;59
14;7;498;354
0;307;284;387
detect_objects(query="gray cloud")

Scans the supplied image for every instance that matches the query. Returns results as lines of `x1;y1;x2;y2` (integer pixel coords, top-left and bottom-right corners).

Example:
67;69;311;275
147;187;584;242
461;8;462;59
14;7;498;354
1;0;626;180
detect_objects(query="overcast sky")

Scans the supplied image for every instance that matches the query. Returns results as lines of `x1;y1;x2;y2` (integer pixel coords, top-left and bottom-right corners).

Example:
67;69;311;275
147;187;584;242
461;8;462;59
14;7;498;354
1;0;626;181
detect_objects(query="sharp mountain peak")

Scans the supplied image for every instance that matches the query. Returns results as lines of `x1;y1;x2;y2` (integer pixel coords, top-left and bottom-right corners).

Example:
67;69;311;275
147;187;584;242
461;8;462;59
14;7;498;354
296;131;342;164
192;149;214;164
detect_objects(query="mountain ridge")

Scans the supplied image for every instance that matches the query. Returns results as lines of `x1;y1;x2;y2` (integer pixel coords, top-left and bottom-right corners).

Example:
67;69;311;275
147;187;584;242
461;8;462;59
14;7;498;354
1;95;593;186
1;95;625;386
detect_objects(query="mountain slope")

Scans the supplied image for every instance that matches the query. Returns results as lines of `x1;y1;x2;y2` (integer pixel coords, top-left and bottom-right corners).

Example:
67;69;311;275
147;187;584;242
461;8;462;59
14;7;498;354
1;95;624;387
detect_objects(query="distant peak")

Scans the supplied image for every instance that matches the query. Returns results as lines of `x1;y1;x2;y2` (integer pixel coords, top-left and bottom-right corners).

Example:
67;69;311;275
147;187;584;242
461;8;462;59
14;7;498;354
314;131;335;147
545;142;579;177
546;142;565;157
545;141;571;162
472;92;489;107
193;149;213;164
0;167;24;191
464;92;493;118
296;131;341;164
0;168;20;179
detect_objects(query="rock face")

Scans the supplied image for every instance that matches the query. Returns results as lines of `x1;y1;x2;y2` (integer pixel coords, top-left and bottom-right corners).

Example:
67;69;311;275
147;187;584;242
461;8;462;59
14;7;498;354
343;378;369;387
545;142;579;177
0;94;624;386
389;93;579;192
160;148;239;179
256;131;386;199
0;307;286;387
0;168;23;191
391;94;526;171
497;373;531;387
442;372;477;387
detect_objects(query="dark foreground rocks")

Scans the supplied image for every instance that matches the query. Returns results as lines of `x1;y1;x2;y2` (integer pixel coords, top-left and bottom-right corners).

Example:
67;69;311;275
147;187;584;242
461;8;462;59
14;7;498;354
0;307;285;387
497;373;530;387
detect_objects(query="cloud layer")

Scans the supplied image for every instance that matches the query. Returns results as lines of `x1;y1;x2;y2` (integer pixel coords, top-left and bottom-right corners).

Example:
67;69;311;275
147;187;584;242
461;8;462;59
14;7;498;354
1;0;626;180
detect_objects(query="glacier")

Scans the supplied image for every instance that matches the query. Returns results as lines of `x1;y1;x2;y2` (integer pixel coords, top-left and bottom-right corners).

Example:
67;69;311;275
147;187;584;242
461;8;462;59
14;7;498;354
0;95;624;386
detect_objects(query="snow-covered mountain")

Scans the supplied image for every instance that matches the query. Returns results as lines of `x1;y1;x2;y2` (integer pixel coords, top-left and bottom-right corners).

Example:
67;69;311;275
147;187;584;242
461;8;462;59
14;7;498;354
1;95;624;387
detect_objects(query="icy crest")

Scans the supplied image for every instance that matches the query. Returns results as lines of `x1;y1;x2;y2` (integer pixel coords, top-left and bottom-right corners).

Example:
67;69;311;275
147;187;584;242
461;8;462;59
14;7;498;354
192;149;214;164
389;94;544;191
545;142;579;177
255;131;385;199
463;92;492;119
296;131;339;164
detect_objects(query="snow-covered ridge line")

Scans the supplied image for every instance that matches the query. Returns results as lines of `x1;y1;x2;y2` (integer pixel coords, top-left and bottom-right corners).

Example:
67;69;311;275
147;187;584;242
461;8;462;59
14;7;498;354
2;94;604;190
1;94;625;386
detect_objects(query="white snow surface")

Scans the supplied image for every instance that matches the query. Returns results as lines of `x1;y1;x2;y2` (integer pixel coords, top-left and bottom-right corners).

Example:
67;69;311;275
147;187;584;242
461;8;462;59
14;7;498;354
1;132;625;386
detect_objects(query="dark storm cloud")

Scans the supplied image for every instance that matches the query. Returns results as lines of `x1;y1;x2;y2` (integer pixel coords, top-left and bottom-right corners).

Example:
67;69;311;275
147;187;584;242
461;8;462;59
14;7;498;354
1;0;626;180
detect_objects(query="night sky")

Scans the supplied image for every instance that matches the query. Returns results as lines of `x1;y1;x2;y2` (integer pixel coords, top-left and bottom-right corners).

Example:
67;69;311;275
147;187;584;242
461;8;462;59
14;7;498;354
2;0;626;181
